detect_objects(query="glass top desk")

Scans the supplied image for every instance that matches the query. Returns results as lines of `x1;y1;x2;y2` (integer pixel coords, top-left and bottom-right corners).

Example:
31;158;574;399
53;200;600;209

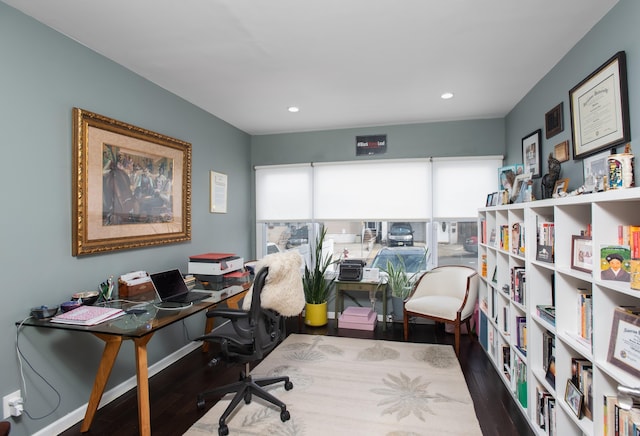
18;284;249;436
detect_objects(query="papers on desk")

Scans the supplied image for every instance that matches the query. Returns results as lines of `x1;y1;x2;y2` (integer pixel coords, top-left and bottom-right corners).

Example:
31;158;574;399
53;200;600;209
51;306;125;326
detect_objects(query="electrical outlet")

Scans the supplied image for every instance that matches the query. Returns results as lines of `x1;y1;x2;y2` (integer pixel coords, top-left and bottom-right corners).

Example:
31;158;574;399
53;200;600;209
2;390;21;419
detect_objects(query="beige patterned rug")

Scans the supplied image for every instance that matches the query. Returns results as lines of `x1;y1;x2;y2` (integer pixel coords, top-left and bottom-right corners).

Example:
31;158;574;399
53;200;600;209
185;334;482;435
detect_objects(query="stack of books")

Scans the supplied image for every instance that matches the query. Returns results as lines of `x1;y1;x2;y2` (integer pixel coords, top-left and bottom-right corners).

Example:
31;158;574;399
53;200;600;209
536;305;556;326
51;306;124;326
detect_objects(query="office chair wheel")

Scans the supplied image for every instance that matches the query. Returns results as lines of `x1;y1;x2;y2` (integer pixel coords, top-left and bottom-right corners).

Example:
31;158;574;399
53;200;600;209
280;409;290;422
218;424;229;436
284;380;293;390
196;395;206;410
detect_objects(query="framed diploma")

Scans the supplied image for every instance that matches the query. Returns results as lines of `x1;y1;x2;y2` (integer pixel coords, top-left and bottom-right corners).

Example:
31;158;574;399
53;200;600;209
607;307;640;378
569;51;630;159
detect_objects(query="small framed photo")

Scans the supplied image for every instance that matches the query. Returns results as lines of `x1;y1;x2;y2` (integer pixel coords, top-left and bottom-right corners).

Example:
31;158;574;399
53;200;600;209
545;102;564;139
511;172;533;203
600;245;631;282
522;129;542;178
583;149;611;181
554;140;570;163
553;178;569;196
498;164;524;191
486;193;494;207
565;379;584;418
571;235;593;273
607;307;640;378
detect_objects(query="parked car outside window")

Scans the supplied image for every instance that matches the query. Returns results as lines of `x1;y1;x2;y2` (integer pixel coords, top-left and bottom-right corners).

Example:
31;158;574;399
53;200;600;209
370;247;428;274
286;226;309;249
388;222;414;246
463;235;478;254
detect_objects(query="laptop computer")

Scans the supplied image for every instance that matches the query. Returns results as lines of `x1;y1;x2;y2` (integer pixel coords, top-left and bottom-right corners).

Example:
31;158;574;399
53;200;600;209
150;269;211;304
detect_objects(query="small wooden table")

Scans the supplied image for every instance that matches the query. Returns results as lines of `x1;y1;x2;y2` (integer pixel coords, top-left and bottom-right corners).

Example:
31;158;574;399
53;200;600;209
18;284;248;436
334;280;387;330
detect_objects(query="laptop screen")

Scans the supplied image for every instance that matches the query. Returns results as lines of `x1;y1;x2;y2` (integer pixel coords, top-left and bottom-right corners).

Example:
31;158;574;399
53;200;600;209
150;269;189;301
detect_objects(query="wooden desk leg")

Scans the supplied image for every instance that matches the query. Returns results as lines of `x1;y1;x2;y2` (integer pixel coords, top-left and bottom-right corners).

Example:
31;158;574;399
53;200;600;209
134;335;154;436
81;334;123;433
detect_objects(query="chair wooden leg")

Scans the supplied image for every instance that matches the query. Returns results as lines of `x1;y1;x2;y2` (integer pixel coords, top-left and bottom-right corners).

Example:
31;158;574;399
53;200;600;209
454;323;460;357
403;311;409;341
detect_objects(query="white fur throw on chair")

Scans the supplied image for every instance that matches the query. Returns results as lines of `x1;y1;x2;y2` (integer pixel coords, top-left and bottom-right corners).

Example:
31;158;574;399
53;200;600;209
242;251;305;316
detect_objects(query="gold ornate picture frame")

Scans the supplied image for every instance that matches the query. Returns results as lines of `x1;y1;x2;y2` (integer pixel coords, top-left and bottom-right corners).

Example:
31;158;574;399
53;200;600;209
72;108;191;255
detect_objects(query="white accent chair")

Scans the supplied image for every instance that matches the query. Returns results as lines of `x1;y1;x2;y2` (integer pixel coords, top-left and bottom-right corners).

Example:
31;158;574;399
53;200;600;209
403;265;479;356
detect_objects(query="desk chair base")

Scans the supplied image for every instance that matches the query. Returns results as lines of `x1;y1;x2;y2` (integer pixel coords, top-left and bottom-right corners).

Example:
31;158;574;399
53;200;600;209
197;362;293;436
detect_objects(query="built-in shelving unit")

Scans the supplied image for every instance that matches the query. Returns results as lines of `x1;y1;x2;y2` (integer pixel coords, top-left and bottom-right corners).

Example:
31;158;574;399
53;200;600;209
477;188;640;436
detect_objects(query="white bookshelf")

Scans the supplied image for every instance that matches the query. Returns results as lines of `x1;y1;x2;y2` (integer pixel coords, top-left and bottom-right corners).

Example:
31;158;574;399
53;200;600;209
477;188;640;436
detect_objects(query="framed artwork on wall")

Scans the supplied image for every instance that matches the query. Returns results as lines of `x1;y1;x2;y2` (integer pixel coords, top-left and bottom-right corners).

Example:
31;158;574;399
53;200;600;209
522;129;542;178
545;102;563;139
569;51;630;159
72;108;192;256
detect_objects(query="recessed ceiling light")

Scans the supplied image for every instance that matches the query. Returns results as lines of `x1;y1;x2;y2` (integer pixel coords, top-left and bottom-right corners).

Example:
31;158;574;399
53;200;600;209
441;92;454;100
288;106;300;113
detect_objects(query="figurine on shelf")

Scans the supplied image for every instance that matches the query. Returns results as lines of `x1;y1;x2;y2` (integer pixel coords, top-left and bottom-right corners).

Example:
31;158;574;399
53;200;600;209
541;153;561;199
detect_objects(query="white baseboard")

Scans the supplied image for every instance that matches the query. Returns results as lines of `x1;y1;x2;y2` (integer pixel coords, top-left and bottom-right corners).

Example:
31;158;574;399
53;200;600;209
32;341;201;436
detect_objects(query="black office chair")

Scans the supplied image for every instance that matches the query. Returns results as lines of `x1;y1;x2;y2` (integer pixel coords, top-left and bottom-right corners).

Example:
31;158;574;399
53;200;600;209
196;266;293;436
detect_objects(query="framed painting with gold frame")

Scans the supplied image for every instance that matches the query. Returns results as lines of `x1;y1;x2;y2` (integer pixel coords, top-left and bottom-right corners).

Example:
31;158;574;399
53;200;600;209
72;108;191;255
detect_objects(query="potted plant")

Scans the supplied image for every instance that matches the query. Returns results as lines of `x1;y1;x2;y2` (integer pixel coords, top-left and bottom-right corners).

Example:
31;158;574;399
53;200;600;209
383;250;428;321
303;227;336;326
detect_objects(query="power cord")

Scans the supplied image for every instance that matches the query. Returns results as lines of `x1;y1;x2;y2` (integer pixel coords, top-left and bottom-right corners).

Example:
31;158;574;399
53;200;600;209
16;317;62;420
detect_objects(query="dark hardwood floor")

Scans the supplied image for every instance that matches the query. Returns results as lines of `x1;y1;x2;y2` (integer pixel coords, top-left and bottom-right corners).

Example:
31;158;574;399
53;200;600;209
60;319;534;436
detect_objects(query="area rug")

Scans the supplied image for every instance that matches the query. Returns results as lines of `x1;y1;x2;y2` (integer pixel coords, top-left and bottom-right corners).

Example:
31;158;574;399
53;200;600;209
185;334;482;435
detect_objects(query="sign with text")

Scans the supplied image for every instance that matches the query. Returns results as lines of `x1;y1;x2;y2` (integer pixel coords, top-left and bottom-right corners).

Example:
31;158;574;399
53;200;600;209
356;134;387;156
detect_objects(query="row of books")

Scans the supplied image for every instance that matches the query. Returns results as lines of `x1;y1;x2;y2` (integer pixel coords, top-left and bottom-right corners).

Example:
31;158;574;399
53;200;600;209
536;305;556;326
511;222;525;256
618;224;640;258
604;395;640;436
536;219;555;263
536;387;556;435
577;288;593;346
515;315;527;354
542;330;556;388
513;358;527;408
511;266;526;304
570;357;593;420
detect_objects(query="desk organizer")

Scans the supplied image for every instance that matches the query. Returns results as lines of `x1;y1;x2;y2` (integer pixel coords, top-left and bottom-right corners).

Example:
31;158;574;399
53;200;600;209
118;278;155;299
338;306;377;331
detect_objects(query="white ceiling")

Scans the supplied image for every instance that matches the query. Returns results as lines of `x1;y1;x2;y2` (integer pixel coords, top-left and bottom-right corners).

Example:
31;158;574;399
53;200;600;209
4;0;618;135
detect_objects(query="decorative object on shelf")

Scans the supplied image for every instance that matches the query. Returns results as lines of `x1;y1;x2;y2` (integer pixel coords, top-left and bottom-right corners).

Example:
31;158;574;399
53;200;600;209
511;172;533;203
545;103;564;139
541;153;561;199
553;140;570;163
570;51;630;159
565;379;584;418
552;178;569;197
583;149;611;193
607;143;635;190
72;108;192;256
571;235;593;273
607;307;640;378
498;164;523;192
600;245;631;282
522;129;542;178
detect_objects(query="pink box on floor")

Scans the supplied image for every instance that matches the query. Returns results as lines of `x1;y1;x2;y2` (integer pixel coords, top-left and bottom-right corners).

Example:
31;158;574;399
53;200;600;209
338;306;377;330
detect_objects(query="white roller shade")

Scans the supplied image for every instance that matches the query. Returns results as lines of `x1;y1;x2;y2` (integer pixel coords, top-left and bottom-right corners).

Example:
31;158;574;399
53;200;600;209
313;160;430;220
432;156;502;218
255;164;312;221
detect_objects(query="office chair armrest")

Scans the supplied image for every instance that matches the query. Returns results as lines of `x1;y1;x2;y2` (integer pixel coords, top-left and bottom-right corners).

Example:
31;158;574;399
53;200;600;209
205;308;250;320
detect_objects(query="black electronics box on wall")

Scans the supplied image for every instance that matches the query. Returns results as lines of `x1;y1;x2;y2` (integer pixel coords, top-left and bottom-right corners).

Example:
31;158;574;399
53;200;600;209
338;259;365;281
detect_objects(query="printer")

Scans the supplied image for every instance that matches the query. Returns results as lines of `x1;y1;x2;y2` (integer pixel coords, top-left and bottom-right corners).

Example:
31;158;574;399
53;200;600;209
338;259;366;281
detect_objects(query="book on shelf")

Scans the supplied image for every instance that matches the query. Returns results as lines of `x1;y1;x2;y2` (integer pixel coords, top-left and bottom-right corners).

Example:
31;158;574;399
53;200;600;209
577;288;592;345
536;218;554;263
604;395;640;436
536;305;556;326
511;222;525;256
502;344;511;380
618;224;640;258
536;387;556;434
51;305;125;325
510;266;526;304
515;315;527;353
571;357;593;420
545;356;555;388
541;330;555;373
600;245;631;283
500;224;510;251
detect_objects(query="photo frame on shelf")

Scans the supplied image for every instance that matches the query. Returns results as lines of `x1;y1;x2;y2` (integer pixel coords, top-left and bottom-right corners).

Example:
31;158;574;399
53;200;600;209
571;235;593;273
553;178;569;196
554;140;570;163
600;245;631;283
569;51;630;159
486;193;494;207
583;149;611;183
565;379;584;418
72;108;192;256
607;308;640;378
522;129;542;178
498;164;524;191
511;172;533;203
545;102;563;139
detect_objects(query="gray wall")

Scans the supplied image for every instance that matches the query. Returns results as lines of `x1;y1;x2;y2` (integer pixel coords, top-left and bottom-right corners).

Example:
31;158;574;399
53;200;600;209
505;0;640;199
2;0;639;434
1;3;251;435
